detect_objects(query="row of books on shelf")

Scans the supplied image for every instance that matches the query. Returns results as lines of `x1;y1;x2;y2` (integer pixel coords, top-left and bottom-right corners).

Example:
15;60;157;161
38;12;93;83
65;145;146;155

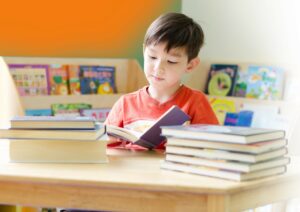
205;64;285;100
25;104;111;122
8;63;117;96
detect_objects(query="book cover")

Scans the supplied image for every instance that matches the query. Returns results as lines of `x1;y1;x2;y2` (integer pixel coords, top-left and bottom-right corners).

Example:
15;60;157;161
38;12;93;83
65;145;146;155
245;65;285;100
165;154;290;173
160;160;286;181
8;64;50;96
0;123;105;140
67;65;81;95
79;65;117;94
51;103;92;117
233;69;248;97
80;108;111;122
25;109;52;116
161;124;285;144
48;64;69;95
166;146;287;163
9;138;108;163
209;97;236;125
106;105;190;149
11;116;96;129
205;64;239;96
166;137;287;154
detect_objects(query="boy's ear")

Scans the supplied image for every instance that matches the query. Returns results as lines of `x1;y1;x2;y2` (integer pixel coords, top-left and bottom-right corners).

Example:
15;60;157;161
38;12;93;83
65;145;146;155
186;57;200;73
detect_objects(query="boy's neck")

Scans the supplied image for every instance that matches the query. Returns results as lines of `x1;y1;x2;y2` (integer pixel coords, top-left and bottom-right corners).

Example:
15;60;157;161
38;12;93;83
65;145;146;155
148;84;183;103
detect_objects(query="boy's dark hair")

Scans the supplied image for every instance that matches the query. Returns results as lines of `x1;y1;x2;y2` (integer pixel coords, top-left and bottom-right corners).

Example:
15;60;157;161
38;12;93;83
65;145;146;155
144;12;204;61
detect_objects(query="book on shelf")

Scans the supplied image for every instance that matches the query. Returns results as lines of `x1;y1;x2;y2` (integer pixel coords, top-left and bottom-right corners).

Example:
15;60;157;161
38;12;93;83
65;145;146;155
25;109;52;116
9;137;108;163
106;105;190;149
166;137;287;154
166;145;287;163
245;65;285;100
8;64;50;96
209;97;236;125
10;116;96;129
160;160;287;181
80;108;111;122
0;123;105;140
79;65;117;94
67;65;81;95
165;154;290;173
51;103;92;117
48;64;69;95
161;124;285;144
233;68;248;97
205;64;239;96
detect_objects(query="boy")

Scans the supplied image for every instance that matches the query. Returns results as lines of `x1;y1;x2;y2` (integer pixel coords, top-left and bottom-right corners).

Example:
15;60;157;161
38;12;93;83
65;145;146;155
105;12;218;149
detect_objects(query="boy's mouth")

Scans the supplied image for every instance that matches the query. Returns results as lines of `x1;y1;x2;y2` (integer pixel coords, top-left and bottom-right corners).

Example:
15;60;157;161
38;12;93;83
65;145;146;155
152;75;164;81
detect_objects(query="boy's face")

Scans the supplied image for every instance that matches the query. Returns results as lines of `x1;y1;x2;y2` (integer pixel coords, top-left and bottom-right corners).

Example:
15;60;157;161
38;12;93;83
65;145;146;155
143;42;199;92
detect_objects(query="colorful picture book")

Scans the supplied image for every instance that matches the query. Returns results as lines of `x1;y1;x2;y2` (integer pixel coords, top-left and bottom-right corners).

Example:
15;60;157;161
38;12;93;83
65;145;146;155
25;109;52;116
8;64;50;96
205;64;238;96
80;108;111;122
51;103;92;116
48;64;69;95
245;65;284;100
79;65;116;94
68;65;81;95
209;97;236;125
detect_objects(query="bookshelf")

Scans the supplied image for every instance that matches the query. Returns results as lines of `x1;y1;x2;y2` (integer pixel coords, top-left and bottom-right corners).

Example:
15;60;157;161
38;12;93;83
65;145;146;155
2;57;148;110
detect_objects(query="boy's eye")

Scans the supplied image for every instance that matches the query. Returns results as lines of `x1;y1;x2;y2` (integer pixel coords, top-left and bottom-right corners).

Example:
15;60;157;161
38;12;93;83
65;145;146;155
168;60;178;64
149;55;157;60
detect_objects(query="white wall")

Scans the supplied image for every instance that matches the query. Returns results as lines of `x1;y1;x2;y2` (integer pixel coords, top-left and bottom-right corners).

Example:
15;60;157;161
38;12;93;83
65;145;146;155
182;0;300;67
182;0;300;155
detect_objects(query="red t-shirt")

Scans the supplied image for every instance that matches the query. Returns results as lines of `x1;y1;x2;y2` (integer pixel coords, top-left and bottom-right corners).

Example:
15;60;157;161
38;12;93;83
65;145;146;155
105;85;219;149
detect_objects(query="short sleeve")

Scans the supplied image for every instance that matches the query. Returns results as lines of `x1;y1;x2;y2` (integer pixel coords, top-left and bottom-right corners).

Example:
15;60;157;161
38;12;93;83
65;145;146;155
104;96;124;127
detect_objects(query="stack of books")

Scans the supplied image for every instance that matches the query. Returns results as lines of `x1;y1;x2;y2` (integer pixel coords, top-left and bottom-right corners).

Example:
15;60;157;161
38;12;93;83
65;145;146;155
0;116;107;163
160;124;289;181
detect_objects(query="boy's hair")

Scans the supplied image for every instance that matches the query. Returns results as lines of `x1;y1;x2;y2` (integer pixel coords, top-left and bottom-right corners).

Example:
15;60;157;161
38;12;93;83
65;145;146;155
144;12;204;61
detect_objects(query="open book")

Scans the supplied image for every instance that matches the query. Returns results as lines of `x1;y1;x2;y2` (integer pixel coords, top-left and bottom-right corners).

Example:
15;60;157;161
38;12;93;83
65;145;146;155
106;105;190;149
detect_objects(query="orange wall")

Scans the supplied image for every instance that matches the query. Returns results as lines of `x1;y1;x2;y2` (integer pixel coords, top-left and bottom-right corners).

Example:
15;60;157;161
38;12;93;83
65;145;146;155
0;0;181;64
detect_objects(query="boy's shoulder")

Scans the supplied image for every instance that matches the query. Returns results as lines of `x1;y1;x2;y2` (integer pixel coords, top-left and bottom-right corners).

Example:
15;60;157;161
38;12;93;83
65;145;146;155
181;85;207;99
121;86;147;100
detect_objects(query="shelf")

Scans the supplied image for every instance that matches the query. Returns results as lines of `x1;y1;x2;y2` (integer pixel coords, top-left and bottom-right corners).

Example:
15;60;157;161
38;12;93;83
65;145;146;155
20;94;123;109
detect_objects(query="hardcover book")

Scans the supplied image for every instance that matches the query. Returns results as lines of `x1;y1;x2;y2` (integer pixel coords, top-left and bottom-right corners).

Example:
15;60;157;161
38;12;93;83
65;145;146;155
8;64;50;96
48;64;69;95
166;137;287;154
0;123;105;140
166;146;287;163
160;160;286;181
10;116;96;129
205;64;239;96
9;137;108;163
106;105;190;149
79;65;117;94
161;124;285;144
245;65;284;100
165;154;290;173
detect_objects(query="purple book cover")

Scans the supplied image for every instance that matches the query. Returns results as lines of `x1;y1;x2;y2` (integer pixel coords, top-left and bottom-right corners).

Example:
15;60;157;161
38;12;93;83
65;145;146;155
134;105;190;149
8;64;50;96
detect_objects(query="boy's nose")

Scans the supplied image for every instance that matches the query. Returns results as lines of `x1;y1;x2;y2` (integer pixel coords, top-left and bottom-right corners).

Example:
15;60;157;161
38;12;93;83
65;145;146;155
154;60;164;75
